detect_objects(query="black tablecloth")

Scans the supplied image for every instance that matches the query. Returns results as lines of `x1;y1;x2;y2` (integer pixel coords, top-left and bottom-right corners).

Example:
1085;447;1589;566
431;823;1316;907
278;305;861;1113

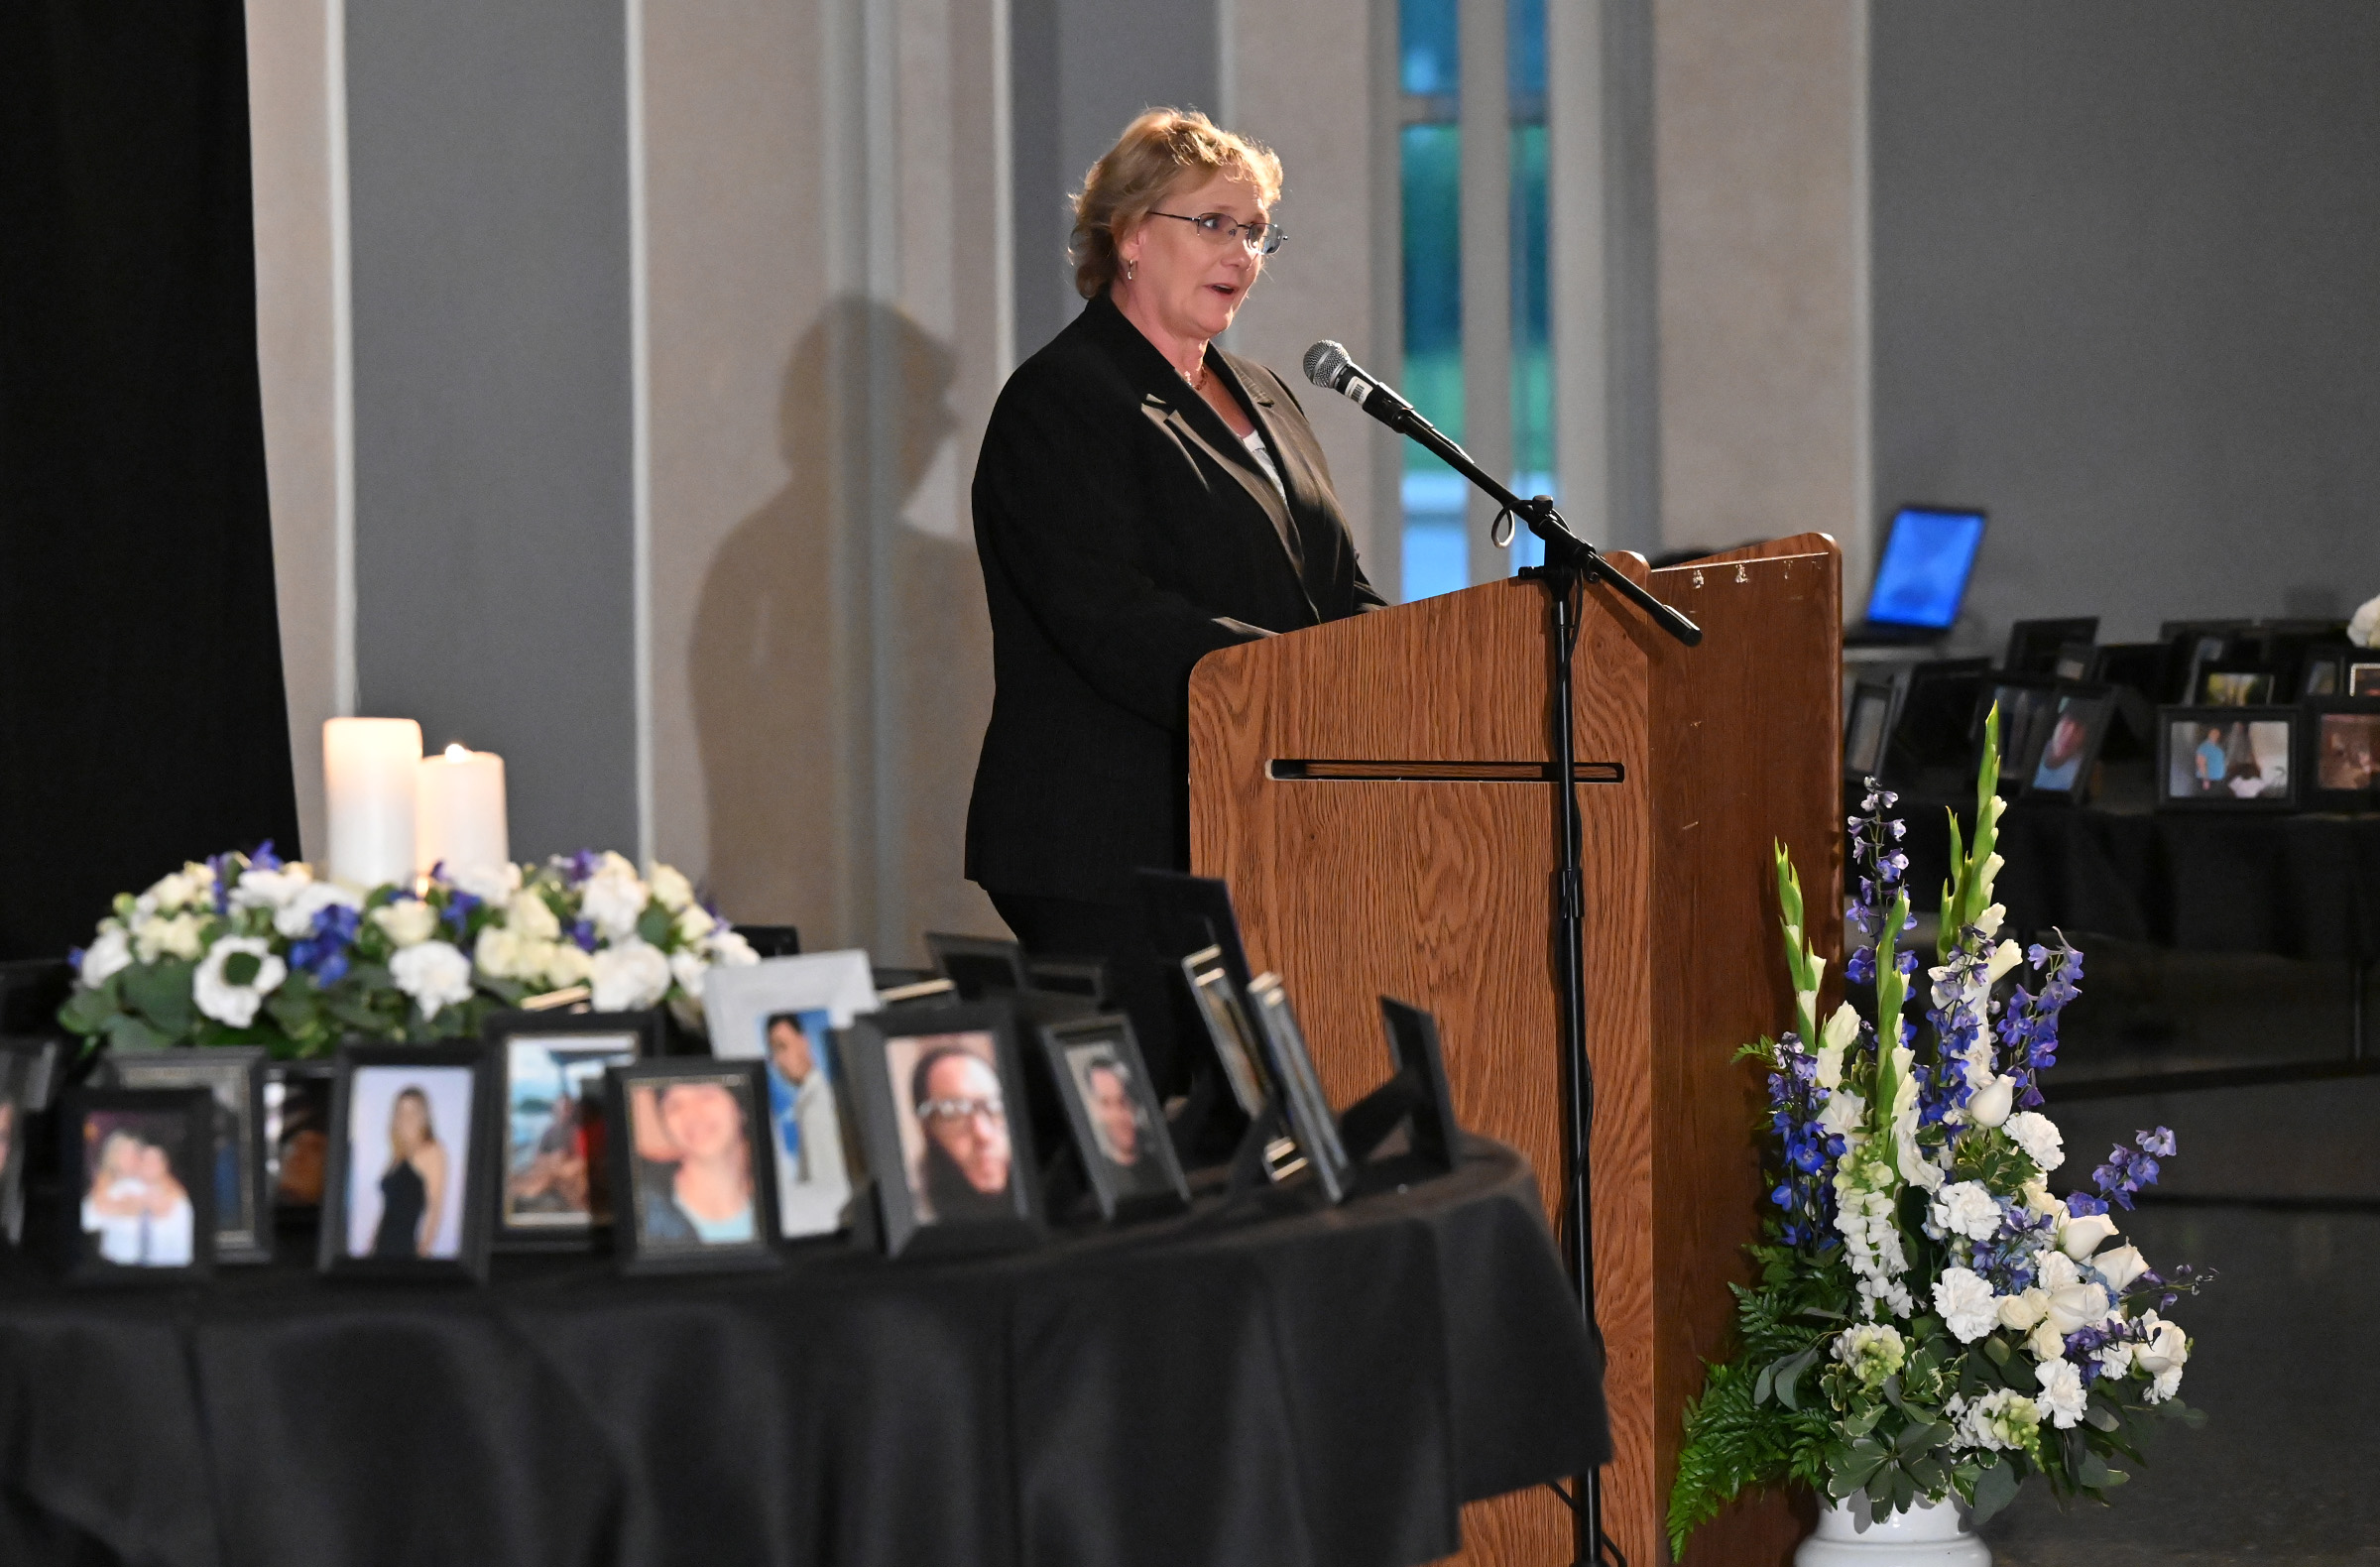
0;1140;1605;1567
1904;799;2380;961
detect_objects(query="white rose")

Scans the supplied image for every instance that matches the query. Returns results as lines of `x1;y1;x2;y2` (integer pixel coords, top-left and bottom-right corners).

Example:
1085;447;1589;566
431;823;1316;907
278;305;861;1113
648;863;695;912
373;900;439;948
2060;1212;2119;1261
1931;1180;2003;1242
389;939;475;1019
1997;1287;2049;1332
139;867;205;915
543;942;594;990
507;890;561;942
2092;1244;2150;1294
231;864;312;913
1933;1266;1999;1343
1985;939;2023;983
2028;1319;2066;1362
473;925;525;981
2349;592;2380;650
2045;1279;2112;1338
579;860;651;941
674;904;717;944
2135;1316;2189;1402
78;927;134;987
2021;1178;2065;1218
448;860;523;904
2035;1358;2087;1429
275;881;363;939
589;938;671;1012
1965;1077;2014;1128
134;911;206;964
192;935;288;1028
705;927;758;967
2004;1111;2066;1171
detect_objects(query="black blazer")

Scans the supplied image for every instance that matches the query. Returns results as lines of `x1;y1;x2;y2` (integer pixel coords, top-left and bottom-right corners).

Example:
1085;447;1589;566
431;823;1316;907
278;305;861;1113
966;291;1384;904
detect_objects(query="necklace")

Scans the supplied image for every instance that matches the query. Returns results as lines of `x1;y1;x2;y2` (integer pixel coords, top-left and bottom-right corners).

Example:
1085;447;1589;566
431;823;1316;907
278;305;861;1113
1178;357;1208;393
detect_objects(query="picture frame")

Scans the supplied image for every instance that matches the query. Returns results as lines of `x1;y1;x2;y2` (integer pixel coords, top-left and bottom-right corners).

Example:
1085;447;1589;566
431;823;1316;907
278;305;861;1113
2003;617;2099;677
924;932;1029;1000
0;1039;61;1245
1843;681;1896;779
2351;663;2380;699
0;1036;61;1115
482;1010;658;1251
701;951;877;1241
1377;998;1463;1173
318;1044;493;1281
2172;630;2231;708
835;1004;1042;1258
2300;650;2346;700
604;1059;780;1274
2199;669;2275;706
2301;700;2380;810
1180;944;1272;1118
104;1046;272;1265
1038;1015;1189;1219
1974;678;2063;784
2022;685;2119;803
59;1086;216;1282
1245;974;1354;1204
1882;658;1992;776
266;1060;336;1210
2157;705;2301;810
1135;870;1255;992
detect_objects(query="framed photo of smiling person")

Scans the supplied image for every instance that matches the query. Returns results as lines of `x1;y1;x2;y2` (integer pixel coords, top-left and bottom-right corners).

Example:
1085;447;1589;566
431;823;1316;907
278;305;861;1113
606;1060;779;1274
837;1005;1042;1258
319;1045;492;1281
1040;1015;1188;1219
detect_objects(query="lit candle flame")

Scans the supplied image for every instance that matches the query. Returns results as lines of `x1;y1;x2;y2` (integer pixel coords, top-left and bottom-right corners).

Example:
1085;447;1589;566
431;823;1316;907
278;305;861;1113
444;743;470;763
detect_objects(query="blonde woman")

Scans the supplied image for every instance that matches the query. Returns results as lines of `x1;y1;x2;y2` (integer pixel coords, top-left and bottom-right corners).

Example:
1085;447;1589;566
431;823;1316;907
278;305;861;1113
966;109;1381;1090
371;1086;448;1258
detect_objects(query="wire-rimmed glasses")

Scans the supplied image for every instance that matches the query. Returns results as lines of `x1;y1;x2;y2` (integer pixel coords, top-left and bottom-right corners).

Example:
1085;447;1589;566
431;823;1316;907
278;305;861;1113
1147;210;1287;256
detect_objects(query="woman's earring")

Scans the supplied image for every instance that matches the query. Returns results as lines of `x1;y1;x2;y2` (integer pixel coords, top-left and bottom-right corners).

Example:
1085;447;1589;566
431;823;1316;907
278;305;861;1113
1125;258;1136;282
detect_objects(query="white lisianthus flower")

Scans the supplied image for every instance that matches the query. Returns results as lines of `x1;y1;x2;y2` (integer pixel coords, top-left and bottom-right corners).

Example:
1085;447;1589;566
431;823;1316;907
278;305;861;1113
275;880;362;938
590;938;671;1012
674;904;717;944
2004;1111;2065;1171
193;935;288;1027
2135;1315;2190;1402
78;927;134;988
134;911;207;964
1931;1181;2003;1243
2092;1243;2150;1293
2348;592;2380;650
449;861;523;904
1833;1322;1907;1389
1954;1387;2040;1454
2027;1319;2066;1362
1933;1266;2000;1342
2035;1358;2087;1429
390;939;474;1019
507;890;562;943
2060;1212;2119;1261
373;900;439;948
231;864;313;914
1817;1087;1867;1139
1997;1287;2050;1332
705;927;758;967
474;925;526;981
648;863;696;913
580;855;651;941
543;942;594;990
1965;1077;2014;1128
1986;939;2024;983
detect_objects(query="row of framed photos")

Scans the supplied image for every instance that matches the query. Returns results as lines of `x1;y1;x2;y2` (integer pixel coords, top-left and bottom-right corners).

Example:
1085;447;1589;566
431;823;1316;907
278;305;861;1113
1;940;1462;1285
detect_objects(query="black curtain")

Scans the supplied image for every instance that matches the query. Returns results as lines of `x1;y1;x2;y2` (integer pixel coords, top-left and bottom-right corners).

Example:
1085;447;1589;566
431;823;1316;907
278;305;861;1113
0;1;298;960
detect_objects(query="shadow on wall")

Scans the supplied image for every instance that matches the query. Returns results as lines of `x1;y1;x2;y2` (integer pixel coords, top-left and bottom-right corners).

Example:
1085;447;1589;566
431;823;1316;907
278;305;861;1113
689;296;994;947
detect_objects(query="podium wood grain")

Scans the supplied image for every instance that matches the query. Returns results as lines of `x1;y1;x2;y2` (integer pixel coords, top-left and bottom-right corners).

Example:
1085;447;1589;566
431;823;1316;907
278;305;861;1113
1187;539;1840;1565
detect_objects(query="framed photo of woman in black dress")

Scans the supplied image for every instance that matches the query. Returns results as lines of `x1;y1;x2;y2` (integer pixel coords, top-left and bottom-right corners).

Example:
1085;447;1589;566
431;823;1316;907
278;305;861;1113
318;1044;492;1281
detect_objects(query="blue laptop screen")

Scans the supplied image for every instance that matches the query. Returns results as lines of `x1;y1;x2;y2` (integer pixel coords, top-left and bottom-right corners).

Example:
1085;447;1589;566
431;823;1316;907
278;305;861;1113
1865;507;1985;629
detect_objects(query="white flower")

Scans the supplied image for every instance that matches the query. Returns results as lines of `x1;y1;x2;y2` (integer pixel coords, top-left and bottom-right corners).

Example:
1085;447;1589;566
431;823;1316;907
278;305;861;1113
2094;1342;2135;1381
1978;852;2006;898
1965;1077;2014;1128
231;864;312;913
2038;1251;2080;1291
2135;1315;2189;1402
579;855;651;940
542;942;594;990
134;912;206;964
2005;1111;2065;1171
2035;1358;2087;1429
2350;592;2380;650
2092;1244;2150;1293
2027;1319;2066;1362
473;925;527;981
1931;1181;2004;1242
2060;1212;2119;1261
192;936;288;1028
1997;1287;2050;1332
1834;1323;1907;1388
2021;1177;2065;1218
649;863;695;912
1817;1086;1866;1138
590;938;671;1012
389;939;474;1019
674;904;717;944
137;866;208;915
668;946;710;1007
1973;903;2007;940
1986;939;2024;983
2045;1279;2112;1338
275;881;363;939
448;860;522;904
1954;1387;2040;1453
78;927;134;987
373;900;439;948
1934;1266;2000;1342
507;890;561;942
1815;1002;1859;1089
705;927;758;967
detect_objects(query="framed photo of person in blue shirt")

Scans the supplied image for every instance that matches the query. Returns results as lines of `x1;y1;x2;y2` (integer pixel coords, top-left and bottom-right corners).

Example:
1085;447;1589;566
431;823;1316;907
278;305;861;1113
2158;705;2300;811
2023;687;2118;803
605;1059;778;1274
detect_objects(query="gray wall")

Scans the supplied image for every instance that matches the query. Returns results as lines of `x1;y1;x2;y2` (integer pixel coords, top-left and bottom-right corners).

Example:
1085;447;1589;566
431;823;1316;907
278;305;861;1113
1871;1;2380;652
1011;0;1218;360
347;0;638;859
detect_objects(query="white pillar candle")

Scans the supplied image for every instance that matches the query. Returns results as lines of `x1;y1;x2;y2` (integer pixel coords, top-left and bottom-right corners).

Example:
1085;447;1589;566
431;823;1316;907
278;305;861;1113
323;718;422;889
416;744;510;884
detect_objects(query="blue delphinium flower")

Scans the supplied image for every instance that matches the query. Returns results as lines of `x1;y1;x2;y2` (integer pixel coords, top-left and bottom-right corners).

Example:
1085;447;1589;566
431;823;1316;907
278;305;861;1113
1843;782;1915;986
288;903;362;989
441;890;483;937
2088;1126;2176;1210
570;918;599;953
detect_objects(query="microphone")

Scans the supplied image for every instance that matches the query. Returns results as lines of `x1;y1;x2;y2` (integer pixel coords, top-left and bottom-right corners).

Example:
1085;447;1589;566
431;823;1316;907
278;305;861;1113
1302;341;1420;429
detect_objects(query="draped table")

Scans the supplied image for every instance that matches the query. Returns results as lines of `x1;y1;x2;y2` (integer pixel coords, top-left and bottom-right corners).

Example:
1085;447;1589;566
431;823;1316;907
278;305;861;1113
0;1139;1606;1567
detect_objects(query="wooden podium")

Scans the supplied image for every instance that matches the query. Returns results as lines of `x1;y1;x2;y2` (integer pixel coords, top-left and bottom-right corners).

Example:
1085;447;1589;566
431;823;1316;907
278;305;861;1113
1187;536;1844;1567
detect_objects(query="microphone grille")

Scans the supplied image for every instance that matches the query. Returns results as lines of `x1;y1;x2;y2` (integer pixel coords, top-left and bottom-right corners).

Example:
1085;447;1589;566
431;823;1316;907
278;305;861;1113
1302;340;1350;390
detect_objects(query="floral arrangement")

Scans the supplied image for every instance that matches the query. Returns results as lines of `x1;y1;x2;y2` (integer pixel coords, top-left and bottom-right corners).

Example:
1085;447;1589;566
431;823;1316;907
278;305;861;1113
2351;591;2380;649
1666;711;2206;1554
60;846;757;1058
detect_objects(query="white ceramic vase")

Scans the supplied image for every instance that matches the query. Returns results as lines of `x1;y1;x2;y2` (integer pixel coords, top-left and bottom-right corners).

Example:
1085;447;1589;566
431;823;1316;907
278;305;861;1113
1794;1494;1991;1567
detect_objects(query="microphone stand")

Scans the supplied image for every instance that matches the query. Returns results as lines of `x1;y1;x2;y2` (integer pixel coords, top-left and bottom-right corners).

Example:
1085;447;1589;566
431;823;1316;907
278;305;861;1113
1379;404;1700;1567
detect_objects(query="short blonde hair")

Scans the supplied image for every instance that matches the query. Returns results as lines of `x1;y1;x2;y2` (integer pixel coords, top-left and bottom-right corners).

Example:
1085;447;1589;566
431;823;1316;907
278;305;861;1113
1070;108;1283;300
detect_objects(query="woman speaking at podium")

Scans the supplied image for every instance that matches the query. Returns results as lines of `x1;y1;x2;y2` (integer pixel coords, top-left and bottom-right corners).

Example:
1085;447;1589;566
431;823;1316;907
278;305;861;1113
966;109;1382;1088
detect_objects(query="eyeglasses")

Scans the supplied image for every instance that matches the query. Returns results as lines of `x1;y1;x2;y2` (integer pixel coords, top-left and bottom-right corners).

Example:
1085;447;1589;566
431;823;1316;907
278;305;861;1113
917;1096;1006;1125
1147;210;1286;256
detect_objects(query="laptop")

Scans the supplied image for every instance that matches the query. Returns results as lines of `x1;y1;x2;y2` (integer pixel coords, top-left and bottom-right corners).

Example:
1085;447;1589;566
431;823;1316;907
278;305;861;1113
1846;506;1987;647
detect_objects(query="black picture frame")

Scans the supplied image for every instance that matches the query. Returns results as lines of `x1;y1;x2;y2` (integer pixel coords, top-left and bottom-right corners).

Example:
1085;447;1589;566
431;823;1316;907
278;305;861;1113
604;1059;781;1274
2350;663;2380;700
2199;668;2276;707
1377;998;1463;1173
1844;681;1896;779
1039;1015;1189;1219
1975;677;2063;783
1180;944;1272;1118
266;1059;336;1211
1883;657;1992;777
1135;870;1255;993
104;1047;271;1265
1245;974;1354;1204
2004;617;2099;677
835;1005;1042;1258
59;1086;216;1283
2022;684;2119;803
0;1039;60;1246
924;932;1029;1000
0;1036;62;1115
483;1010;658;1252
2301;700;2380;811
318;1044;493;1281
2157;705;2302;811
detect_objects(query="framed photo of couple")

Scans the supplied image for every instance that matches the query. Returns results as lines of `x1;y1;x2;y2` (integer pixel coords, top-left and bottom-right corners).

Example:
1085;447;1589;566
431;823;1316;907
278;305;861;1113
105;1046;272;1265
59;1085;216;1282
836;1005;1042;1258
